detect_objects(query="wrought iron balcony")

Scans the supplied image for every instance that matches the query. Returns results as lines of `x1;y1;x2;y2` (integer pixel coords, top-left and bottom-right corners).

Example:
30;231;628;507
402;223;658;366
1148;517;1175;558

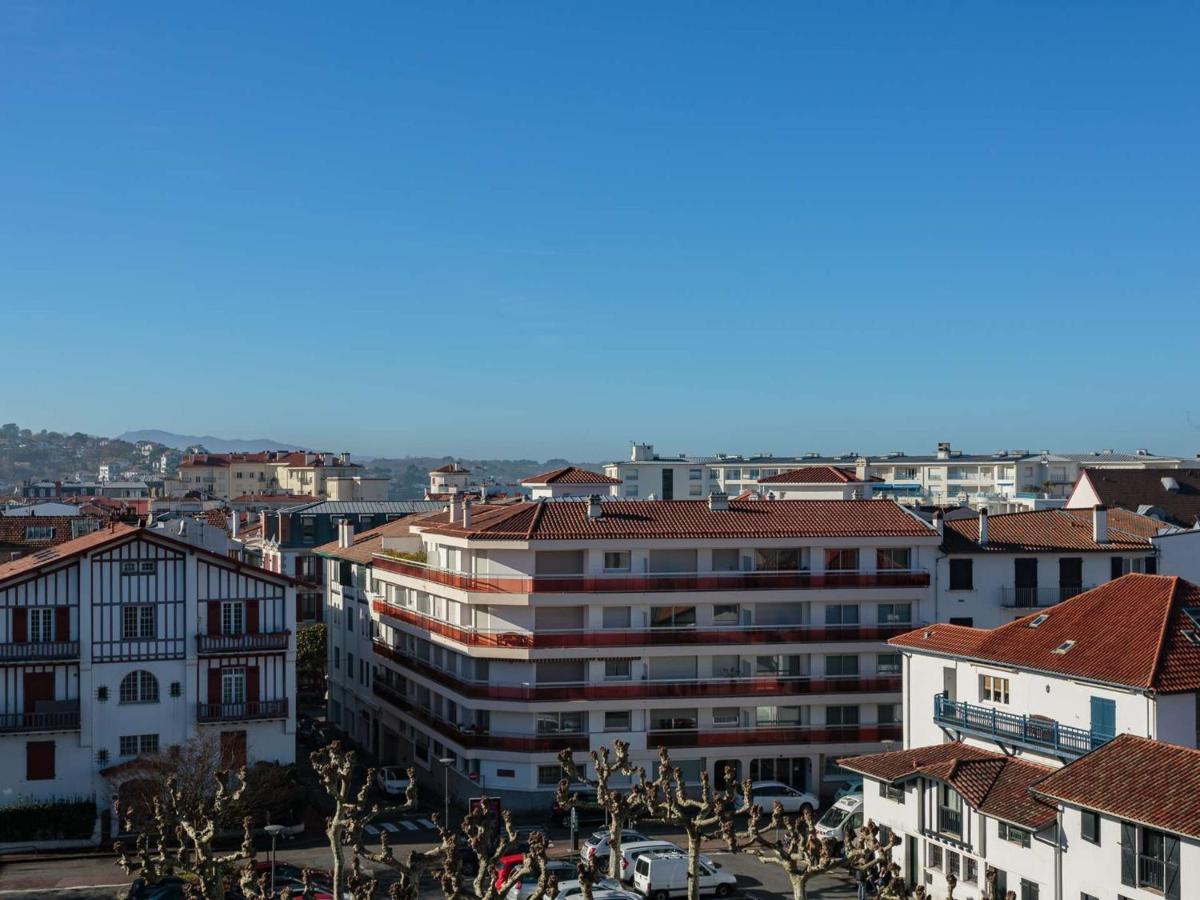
197;699;289;722
934;694;1107;758
0;705;81;733
0;641;80;662
196;631;290;654
999;585;1092;609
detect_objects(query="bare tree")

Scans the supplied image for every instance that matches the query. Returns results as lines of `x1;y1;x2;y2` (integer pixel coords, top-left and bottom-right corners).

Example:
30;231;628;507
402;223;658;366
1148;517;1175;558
432;800;556;900
311;740;380;898
557;739;647;880
732;801;843;900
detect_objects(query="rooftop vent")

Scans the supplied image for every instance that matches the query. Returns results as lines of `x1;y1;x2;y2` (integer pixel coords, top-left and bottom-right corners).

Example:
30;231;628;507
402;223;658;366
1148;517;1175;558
1028;614;1050;628
586;495;603;520
1136;448;1151;456
708;492;729;512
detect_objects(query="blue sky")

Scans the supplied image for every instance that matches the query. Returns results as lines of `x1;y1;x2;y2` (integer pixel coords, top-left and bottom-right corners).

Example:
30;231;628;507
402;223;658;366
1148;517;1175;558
2;3;1198;460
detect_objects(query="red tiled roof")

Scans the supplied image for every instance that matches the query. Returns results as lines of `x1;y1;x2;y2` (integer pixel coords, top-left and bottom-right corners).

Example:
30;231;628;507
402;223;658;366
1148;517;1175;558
430;463;469;474
0;516;110;550
891;575;1200;693
942;507;1161;553
417;499;936;541
520;467;621;485
1075;468;1200;528
0;523;140;582
758;466;881;485
840;742;1055;829
1032;734;1200;839
313;518;420;565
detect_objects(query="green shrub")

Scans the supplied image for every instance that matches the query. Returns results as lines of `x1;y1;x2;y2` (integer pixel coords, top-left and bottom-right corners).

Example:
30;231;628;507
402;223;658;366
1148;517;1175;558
0;796;96;841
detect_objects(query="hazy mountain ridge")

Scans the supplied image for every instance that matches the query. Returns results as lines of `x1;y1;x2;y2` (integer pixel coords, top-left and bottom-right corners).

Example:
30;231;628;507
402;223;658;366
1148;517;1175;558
117;430;304;453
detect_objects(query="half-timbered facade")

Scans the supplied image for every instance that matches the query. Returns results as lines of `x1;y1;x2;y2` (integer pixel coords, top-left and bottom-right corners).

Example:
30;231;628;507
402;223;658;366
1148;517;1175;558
0;524;295;829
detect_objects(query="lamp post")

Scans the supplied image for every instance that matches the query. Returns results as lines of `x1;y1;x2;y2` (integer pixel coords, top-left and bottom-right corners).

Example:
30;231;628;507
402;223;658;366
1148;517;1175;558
437;757;455;827
264;823;286;897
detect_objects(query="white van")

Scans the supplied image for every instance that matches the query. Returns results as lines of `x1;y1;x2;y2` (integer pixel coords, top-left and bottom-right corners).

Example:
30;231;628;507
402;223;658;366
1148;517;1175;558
617;841;716;883
814;792;864;846
632;851;737;900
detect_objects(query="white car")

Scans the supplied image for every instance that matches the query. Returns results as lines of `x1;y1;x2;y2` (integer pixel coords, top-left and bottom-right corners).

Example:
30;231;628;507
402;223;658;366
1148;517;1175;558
582;829;649;863
814;793;864;846
633;851;737;899
375;766;411;797
746;780;818;816
552;879;634;900
503;860;578;900
617;841;716;883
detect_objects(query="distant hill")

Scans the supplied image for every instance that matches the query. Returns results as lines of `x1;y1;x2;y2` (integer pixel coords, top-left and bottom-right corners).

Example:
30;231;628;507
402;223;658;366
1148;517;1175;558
0;424;163;491
364;456;603;499
117;430;303;454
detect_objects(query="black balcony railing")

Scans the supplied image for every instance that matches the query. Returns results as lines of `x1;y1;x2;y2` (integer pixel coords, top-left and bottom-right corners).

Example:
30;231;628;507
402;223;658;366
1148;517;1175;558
0;706;81;733
0;641;80;662
196;631;290;654
197;699;288;722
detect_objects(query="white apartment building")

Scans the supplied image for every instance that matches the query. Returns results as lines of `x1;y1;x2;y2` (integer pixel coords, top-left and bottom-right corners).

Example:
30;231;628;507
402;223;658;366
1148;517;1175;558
320;495;941;812
0;523;296;836
179;451;384;502
839;574;1200;899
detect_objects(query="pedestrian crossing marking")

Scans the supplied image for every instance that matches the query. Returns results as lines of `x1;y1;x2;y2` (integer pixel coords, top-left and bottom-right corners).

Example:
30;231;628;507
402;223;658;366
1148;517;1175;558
400;820;419;831
417;818;436;829
382;822;401;832
364;825;379;835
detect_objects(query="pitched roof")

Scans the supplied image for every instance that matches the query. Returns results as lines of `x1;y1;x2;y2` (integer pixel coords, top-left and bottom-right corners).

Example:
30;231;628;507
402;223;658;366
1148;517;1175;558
840;742;1055;830
758;466;880;485
520;467;622;485
0;523;140;582
430;463;469;474
891;575;1200;693
1032;734;1200;839
941;507;1162;553
1075;467;1200;528
416;498;936;541
313;518;421;564
0;516;110;550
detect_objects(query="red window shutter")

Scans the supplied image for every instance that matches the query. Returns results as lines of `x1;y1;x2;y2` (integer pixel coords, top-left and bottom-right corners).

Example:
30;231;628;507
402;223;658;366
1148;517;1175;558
207;602;221;636
54;607;70;642
245;666;260;704
246;601;259;635
12;608;27;643
207;668;222;705
26;740;55;781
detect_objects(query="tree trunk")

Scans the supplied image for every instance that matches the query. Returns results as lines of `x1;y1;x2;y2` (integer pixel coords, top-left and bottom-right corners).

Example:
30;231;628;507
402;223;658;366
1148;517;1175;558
790;872;808;900
328;822;345;899
607;819;623;881
686;829;702;900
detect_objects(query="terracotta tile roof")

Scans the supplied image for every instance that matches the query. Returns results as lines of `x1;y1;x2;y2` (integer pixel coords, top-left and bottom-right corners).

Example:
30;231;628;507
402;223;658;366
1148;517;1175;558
891;575;1200;693
430;463;469;475
758;466;881;485
0;516;110;550
1032;734;1200;839
941;507;1162;553
231;493;318;503
840;742;1055;829
313;518;419;564
0;523;140;582
417;498;936;541
520;467;622;485
1075;468;1200;528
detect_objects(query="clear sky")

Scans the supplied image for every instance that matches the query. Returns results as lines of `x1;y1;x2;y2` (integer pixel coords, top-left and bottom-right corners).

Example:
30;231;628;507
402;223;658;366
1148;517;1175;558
2;3;1198;460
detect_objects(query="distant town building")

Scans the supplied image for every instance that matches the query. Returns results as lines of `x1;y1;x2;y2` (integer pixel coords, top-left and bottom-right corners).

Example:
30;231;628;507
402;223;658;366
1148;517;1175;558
178;451;387;502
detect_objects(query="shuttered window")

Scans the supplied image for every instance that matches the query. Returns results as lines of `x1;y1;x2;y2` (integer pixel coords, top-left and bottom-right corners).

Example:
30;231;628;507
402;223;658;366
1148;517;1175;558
25;741;55;780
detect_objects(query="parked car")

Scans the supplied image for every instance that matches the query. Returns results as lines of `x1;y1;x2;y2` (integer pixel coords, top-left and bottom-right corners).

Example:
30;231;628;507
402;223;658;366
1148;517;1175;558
251;863;334;899
375;766;412;797
582;828;649;864
744;780;818;816
512;824;553;853
501;859;578;899
832;776;864;802
551;784;605;827
814;792;864;847
553;878;626;899
632;851;737;900
616;841;716;883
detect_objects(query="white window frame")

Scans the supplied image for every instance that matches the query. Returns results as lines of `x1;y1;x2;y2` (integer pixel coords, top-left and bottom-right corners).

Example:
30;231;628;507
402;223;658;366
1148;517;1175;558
222;668;247;705
29;608;53;643
221;601;245;636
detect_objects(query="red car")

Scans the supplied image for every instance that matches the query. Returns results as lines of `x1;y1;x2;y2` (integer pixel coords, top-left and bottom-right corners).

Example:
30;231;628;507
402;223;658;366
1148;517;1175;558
495;854;526;891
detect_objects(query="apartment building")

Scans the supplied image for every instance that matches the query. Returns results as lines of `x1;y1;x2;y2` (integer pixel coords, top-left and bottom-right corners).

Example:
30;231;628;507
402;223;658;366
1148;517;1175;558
520;467;622;500
179;451;386;502
839;574;1200;898
319;494;942;812
0;523;296;835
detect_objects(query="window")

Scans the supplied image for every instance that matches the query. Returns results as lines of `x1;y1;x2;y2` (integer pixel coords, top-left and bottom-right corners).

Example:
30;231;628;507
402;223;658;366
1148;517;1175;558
877;653;901;675
603;552;631;572
826;705;859;726
1019;880;1039;900
300;516;317;543
877;603;912;624
825;655;859;677
981;674;1010;704
712;708;740;727
876;548;911;570
29;608;53;643
537;765;563;786
221;602;245;636
712;604;740;625
1130;825;1173;892
25;526;55;540
963;857;977;883
712;549;740;571
119;734;159;757
604;660;632;681
946;850;960;880
119;670;159;704
824;604;859;626
496;769;515;778
688;483;702;496
121;605;155;639
999;822;1031;847
939;785;963;837
949;558;974;590
754;548;807;571
604;711;631;731
651;606;696;628
879;781;905;803
927;842;943;869
222;668;246;705
689;468;702;480
1081;810;1101;844
602;606;631;629
536;712;585;734
25;740;55;781
333;646;340;669
878;703;901;724
824;548;859;571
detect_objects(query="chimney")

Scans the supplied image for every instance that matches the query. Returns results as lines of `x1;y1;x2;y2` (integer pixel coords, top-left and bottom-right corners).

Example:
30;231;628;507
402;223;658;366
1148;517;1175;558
855;456;869;482
586;495;603;520
461;499;473;528
340;451;351;464
978;507;989;546
448;499;459;525
1093;505;1109;544
937;442;951;460
932;509;944;537
338;518;354;548
708;491;729;512
230;510;239;539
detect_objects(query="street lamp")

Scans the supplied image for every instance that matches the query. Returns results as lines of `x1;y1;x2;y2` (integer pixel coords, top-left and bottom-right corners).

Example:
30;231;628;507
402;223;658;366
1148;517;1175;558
264;823;286;896
437;757;455;826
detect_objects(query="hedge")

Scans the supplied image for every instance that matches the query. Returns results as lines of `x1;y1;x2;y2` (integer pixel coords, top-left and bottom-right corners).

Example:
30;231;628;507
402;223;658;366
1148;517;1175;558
0;796;96;841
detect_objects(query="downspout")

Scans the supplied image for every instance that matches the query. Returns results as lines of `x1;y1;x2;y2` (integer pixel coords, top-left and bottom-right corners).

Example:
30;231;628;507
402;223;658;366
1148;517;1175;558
1054;807;1064;900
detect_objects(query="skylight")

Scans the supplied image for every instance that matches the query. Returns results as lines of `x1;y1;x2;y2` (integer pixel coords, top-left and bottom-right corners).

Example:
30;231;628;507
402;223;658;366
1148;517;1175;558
1184;608;1200;630
1052;640;1076;654
1184;630;1200;646
1029;614;1050;628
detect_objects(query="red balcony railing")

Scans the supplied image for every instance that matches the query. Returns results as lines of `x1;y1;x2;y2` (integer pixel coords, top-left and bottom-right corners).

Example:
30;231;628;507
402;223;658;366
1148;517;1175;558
372;682;588;752
647;723;903;749
373;641;900;701
372;600;916;650
0;641;80;662
196;631;291;654
197;699;289;722
373;555;929;595
0;706;82;733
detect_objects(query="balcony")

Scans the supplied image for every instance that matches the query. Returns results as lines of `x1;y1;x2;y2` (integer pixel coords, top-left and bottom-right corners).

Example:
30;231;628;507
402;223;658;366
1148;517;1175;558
999;585;1091;609
373;641;900;701
372;600;916;650
0;705;81;733
197;699;289;723
371;682;588;752
196;631;290;655
373;555;929;595
647;723;902;749
0;641;79;663
934;695;1107;758
938;806;963;838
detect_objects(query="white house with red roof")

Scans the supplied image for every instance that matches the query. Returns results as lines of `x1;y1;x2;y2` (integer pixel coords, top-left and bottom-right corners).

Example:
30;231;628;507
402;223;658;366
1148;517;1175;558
317;494;940;811
519;467;622;500
755;463;879;500
0;524;295;837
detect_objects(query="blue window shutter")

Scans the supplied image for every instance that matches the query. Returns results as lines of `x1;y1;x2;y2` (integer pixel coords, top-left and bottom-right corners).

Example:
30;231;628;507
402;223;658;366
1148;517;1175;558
1165;835;1180;900
1091;697;1116;739
1120;823;1136;886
